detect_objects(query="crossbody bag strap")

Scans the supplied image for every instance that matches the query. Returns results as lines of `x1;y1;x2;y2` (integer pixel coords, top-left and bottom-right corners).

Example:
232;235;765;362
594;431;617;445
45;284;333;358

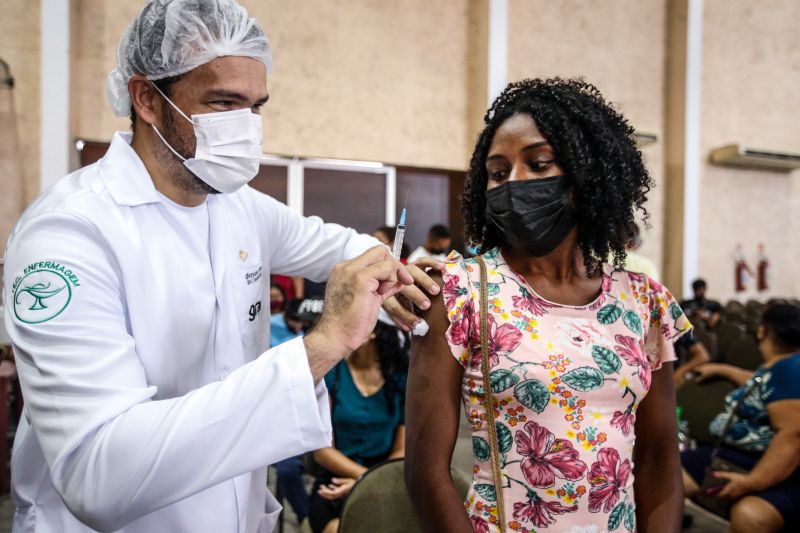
476;256;507;533
711;373;762;457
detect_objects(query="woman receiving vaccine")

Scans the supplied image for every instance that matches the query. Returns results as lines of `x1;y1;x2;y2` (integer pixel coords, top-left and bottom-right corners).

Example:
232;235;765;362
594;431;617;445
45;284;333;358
405;79;691;533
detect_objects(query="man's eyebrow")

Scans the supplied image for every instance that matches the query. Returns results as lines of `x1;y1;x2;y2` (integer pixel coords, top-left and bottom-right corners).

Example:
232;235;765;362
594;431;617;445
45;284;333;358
203;89;248;101
203;89;270;105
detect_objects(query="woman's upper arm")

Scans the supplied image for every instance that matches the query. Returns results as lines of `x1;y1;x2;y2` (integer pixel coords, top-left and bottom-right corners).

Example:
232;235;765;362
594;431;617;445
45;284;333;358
405;272;464;474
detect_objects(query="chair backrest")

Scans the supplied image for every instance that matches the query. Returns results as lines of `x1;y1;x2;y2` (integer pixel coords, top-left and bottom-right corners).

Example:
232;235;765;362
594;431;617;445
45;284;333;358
723;336;763;371
693;329;719;361
723;300;747;325
338;459;470;533
744;299;764;311
716;322;746;360
676;379;736;445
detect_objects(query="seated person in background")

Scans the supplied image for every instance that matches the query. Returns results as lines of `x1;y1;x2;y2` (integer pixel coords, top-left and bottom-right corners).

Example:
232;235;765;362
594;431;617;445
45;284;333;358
681;278;723;330
269;283;287;315
271;273;298;302
407;223;452;263
269;298;323;348
681;303;800;533
373;225;410;263
673;333;712;386
372;225;396;247
309;314;408;533
270;298;324;524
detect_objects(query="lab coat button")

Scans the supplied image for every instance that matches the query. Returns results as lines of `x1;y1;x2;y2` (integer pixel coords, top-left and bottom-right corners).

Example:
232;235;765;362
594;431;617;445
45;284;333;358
219;371;230;380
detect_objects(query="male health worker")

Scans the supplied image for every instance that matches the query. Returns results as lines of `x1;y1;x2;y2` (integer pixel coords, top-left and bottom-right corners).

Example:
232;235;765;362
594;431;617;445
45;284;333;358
2;1;439;531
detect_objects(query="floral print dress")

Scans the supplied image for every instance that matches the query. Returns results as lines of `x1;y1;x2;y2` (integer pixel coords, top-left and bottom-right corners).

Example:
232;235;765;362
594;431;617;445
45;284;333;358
443;248;691;533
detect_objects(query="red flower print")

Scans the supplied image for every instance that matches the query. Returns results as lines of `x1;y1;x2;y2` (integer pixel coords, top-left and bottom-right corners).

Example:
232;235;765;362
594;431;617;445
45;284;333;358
601;271;614;293
614;334;651;389
515;421;587;488
512;293;556;317
447;299;475;348
470;515;489;533
627;271;645;285
443;273;465;311
513;491;577;528
649;278;666;293
588;293;607;311
610;410;636;436
468;312;523;370
587;448;632;513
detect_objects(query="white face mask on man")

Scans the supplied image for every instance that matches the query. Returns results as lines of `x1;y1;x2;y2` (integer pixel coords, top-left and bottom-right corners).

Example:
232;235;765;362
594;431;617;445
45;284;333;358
150;83;263;194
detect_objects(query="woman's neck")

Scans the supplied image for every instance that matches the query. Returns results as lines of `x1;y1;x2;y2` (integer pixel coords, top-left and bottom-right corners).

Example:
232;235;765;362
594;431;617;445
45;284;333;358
763;348;799;368
348;341;379;370
501;232;588;283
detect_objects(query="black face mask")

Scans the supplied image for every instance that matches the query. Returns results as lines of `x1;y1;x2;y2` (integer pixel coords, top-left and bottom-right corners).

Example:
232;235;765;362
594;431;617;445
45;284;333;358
485;175;576;257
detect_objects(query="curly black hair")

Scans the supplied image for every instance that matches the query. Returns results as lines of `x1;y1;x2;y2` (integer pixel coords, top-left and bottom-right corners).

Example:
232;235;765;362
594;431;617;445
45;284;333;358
330;321;409;417
374;321;409;414
463;78;653;276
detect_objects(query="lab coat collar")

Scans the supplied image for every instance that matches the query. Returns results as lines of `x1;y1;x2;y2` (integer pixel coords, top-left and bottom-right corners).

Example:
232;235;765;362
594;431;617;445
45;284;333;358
99;132;161;207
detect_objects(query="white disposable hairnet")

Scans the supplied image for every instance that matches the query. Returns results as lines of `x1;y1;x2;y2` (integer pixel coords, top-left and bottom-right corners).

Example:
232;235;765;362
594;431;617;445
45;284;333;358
107;0;272;117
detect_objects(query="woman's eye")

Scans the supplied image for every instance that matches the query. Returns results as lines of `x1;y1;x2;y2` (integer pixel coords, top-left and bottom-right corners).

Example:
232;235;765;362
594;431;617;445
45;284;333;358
489;170;508;181
530;160;553;171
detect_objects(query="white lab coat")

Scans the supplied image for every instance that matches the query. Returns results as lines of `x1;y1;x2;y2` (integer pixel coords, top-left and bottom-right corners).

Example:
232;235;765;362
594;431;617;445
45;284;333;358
2;132;379;532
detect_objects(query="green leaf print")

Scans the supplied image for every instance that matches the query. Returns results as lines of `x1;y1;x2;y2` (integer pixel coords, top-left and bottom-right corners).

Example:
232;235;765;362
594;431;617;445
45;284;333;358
623;310;643;335
484;248;500;260
624;502;636;531
472;437;490;462
513;379;550;413
475;483;497;502
496;422;513;455
669;302;683;321
490;369;520;393
591;345;622;374
562;367;604;391
597;304;623;325
608;501;627;531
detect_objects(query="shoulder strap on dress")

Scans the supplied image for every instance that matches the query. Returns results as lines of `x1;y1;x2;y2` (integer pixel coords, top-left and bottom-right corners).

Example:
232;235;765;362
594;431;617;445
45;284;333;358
476;255;507;533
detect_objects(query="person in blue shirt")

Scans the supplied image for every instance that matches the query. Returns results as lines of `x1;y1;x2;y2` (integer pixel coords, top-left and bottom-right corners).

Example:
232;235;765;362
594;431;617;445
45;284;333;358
308;313;409;533
270;298;323;348
682;303;800;532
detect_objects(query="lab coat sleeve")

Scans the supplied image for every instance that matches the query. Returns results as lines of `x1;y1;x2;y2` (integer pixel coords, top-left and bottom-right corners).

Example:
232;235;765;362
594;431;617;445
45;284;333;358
4;213;332;532
249;188;383;281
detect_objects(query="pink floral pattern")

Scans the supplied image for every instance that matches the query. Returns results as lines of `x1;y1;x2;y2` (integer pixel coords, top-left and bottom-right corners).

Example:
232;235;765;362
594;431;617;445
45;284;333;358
614;334;652;390
513;492;578;528
610;410;636;437
516;421;587;487
443;249;691;531
588;448;632;513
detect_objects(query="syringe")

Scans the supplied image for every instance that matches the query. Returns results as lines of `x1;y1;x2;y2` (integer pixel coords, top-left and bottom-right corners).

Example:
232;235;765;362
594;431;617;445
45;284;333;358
392;208;406;260
391;205;430;337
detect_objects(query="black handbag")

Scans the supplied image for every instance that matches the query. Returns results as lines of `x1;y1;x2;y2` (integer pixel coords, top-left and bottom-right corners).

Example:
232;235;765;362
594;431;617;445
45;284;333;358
695;374;762;517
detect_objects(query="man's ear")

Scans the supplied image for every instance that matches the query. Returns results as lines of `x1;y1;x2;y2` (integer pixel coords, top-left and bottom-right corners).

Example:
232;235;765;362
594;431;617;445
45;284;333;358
756;324;766;343
129;75;160;126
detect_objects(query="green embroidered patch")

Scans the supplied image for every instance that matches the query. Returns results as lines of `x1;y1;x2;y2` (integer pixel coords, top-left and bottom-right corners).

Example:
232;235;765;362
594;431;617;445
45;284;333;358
11;261;81;324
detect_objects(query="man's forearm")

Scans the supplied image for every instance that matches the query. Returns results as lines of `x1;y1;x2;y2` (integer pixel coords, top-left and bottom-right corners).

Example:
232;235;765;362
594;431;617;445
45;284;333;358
304;326;349;384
